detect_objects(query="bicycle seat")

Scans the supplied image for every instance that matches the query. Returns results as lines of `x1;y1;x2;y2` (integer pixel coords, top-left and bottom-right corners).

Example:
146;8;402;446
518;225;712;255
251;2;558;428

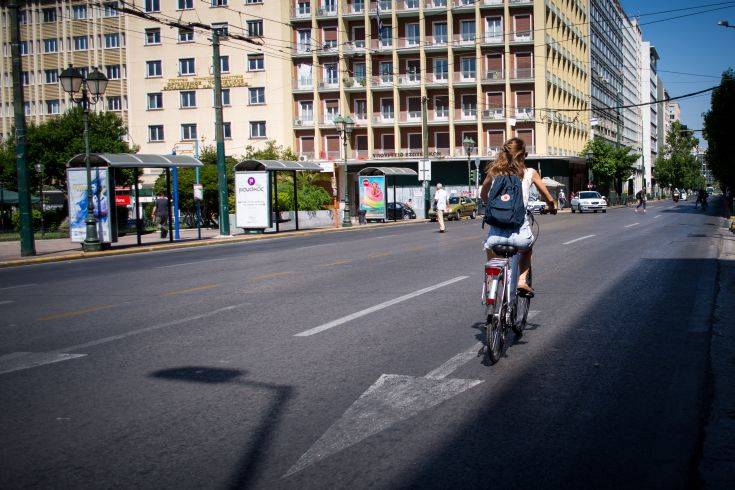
492;245;518;257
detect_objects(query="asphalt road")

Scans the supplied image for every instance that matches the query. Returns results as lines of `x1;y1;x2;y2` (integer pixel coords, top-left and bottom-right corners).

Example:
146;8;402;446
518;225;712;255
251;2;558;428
0;199;724;489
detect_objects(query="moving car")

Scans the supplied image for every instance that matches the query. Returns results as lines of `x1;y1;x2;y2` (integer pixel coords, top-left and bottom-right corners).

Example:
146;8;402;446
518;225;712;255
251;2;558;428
429;196;478;221
680;191;688;201
387;202;416;220
571;191;607;213
527;197;549;214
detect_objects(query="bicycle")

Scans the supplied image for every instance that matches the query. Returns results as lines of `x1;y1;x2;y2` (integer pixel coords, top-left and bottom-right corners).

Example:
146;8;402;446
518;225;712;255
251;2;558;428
480;213;539;365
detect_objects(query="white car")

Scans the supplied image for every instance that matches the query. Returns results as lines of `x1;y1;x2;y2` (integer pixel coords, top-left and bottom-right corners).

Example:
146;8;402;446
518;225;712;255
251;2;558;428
680;191;688;201
571;191;607;213
527;198;548;214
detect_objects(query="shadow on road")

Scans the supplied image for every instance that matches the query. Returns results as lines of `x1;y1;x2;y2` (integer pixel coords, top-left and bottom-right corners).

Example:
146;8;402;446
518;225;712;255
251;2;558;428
149;366;294;489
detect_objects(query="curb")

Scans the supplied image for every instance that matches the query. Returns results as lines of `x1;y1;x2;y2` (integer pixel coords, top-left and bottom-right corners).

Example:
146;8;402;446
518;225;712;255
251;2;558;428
0;218;432;269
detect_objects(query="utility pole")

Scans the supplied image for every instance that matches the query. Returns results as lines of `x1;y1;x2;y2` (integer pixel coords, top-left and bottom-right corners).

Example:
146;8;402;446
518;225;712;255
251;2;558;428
9;0;35;256
421;96;430;219
212;29;230;236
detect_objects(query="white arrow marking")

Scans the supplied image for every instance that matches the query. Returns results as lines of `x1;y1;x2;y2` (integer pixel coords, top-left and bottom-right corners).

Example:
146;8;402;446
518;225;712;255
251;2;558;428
0;351;87;375
284;311;540;477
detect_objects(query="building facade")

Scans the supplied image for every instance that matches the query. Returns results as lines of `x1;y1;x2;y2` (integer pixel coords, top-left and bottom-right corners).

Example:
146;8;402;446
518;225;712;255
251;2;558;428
589;0;623;146
639;41;659;191
288;0;589;172
1;0;128;141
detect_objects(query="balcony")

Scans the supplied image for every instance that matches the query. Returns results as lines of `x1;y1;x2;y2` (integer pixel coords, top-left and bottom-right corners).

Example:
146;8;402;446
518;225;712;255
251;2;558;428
511;31;533;43
344;1;366;16
482;33;503;45
453;71;478;84
343;76;368;90
509;0;533;5
372;112;395;125
371;0;392;13
354;113;369;124
293;78;314;92
481;0;503;6
343;40;367;54
322;150;340;160
397;74;422;87
482;70;504;83
299;151;315;160
452;33;477;49
511;68;534;80
425;34;449;49
371;75;395;89
317;41;339;56
482;108;505;120
396;0;421;13
426;74;449;86
293;43;313;57
454;0;475;10
399;110;423;123
425;0;448;11
316;4;338;18
396;37;422;51
370;38;394;52
318;79;340;91
291;5;311;20
354;149;370;160
515;107;534;120
432;109;450;122
322;113;339;126
293;117;315;127
457;107;478;121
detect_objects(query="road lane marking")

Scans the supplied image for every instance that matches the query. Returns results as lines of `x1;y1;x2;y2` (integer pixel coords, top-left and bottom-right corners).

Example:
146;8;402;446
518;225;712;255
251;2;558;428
251;271;293;281
0;352;87;375
367;251;393;259
407;245;425;252
562;235;596;245
162;284;218;296
0;283;37;291
155;258;229;269
319;260;352;267
0;300;14;306
425;310;540;380
295;276;469;337
58;304;243;353
655;215;661;219
39;304;117;321
624;222;640;228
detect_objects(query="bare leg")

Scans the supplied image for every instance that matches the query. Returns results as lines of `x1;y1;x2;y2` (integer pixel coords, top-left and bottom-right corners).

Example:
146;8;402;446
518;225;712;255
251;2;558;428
518;248;532;289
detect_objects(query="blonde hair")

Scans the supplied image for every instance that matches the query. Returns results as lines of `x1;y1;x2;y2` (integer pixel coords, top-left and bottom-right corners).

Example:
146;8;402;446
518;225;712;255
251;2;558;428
486;138;527;178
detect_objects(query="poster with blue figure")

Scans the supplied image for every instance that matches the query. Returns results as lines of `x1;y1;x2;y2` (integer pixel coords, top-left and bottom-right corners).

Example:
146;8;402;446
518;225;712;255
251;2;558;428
67;167;112;243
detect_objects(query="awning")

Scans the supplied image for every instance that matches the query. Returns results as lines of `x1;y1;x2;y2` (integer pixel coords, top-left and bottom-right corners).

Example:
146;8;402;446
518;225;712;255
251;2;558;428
0;188;39;204
541;177;564;188
357;167;418;176
67;153;203;168
235;159;323;171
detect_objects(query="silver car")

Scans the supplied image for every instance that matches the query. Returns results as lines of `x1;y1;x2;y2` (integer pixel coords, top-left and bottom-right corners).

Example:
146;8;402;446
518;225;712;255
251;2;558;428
571;191;607;213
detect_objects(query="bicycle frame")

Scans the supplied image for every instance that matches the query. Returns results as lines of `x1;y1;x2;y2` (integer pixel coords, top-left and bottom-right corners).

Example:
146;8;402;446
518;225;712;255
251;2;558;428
483;253;521;319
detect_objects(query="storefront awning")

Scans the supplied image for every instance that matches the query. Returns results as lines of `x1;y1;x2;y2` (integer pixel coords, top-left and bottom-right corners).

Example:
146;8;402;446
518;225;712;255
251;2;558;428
235;160;323;171
67;153;203;168
357;167;418;176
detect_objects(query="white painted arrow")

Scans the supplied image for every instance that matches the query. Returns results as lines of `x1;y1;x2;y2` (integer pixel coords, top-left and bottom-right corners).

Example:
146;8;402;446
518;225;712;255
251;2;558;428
285;310;539;477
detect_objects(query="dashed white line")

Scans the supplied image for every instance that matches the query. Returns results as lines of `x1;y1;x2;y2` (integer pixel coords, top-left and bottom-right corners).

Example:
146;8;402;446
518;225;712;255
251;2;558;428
563;235;596;245
295;276;470;337
0;300;14;306
624;222;640;228
155;258;229;269
0;283;37;291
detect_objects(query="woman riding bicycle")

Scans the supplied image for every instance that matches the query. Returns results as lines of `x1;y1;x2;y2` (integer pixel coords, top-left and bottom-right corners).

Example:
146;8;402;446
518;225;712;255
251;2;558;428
480;138;556;295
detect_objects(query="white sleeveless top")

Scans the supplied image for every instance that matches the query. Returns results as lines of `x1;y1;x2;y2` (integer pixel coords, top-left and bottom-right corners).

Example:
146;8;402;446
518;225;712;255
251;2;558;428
521;168;535;207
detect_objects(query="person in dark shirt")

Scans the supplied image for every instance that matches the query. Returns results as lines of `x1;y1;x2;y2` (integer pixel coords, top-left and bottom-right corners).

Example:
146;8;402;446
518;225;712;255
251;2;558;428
635;187;647;214
151;193;169;238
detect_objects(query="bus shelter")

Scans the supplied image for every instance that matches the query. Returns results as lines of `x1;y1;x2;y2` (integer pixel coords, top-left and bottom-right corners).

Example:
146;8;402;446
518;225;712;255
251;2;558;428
357;167;418;222
66;153;203;246
233;159;323;233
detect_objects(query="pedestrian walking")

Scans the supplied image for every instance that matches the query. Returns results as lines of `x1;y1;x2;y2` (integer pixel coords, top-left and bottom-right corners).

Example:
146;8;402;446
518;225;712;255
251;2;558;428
635;187;647;214
151;192;169;238
434;183;449;233
558;188;566;210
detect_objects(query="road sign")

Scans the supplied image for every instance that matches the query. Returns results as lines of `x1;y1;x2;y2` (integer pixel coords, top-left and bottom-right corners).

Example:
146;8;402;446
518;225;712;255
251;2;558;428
173;142;195;156
193;183;203;201
317;162;335;173
418;159;431;181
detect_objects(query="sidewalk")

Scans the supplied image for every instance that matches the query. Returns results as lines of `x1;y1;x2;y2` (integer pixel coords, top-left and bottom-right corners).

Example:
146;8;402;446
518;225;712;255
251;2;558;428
699;213;735;487
0;219;429;268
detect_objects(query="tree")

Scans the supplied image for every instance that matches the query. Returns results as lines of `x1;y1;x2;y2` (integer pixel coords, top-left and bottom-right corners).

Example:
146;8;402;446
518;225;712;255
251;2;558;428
703;69;735;195
582;138;639;198
0;107;135;193
654;120;701;194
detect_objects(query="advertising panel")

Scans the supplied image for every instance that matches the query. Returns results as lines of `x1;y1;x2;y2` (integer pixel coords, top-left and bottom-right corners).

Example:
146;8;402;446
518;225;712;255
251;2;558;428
67;167;112;243
235;171;271;229
359;175;386;220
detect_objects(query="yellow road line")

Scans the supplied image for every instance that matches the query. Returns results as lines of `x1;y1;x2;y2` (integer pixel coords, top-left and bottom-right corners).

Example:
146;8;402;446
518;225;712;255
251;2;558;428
162;284;218;296
319;260;352;267
39;304;117;321
251;271;293;281
407;245;425;252
368;252;393;259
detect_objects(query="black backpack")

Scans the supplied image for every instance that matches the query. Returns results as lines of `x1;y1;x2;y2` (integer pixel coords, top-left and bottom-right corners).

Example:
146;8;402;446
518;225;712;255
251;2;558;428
483;175;526;228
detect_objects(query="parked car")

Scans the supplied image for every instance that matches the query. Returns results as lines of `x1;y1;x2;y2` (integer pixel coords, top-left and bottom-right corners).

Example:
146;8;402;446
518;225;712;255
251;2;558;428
527;197;549;214
387;202;416;220
429;196;478;221
571;191;607;213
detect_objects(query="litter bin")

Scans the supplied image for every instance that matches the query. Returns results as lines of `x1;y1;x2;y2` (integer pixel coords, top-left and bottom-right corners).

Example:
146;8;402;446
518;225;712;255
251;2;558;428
358;209;367;225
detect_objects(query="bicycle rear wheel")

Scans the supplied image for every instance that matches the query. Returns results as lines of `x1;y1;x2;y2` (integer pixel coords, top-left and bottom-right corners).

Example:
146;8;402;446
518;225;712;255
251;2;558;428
485;272;505;364
512;267;532;336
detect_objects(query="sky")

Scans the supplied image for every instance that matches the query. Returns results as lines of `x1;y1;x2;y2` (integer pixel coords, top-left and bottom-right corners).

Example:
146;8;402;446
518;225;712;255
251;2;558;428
619;0;735;144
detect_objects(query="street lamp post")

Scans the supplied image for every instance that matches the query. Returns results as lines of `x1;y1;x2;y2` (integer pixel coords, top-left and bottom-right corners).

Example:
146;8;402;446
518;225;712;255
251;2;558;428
333;114;355;227
462;136;476;198
59;65;108;251
34;163;44;238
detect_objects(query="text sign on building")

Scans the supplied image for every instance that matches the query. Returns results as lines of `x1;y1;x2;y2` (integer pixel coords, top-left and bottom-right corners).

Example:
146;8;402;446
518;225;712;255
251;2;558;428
235;171;271;229
163;75;248;91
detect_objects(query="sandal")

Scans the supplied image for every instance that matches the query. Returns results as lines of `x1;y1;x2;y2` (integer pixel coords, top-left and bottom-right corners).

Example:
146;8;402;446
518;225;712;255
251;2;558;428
517;284;535;297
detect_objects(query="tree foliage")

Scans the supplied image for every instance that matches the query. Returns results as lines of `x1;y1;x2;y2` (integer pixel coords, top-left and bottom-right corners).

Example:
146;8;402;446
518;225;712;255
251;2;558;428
0;107;135;192
703;69;735;193
654;120;703;193
582;138;639;195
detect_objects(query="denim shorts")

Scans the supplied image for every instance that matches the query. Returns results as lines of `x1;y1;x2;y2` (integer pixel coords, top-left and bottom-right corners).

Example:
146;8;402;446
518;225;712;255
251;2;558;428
483;218;534;250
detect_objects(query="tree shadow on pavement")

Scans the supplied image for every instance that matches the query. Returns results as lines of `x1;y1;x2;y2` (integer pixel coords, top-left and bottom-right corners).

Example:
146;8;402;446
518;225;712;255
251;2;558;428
149;366;293;489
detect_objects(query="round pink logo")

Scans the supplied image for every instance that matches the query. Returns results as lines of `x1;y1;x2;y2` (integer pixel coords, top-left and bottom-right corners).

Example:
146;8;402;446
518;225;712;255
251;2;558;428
500;194;511;202
247;177;256;185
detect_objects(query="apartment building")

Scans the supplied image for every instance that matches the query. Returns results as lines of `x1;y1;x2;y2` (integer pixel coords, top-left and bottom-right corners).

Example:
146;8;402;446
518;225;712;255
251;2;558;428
589;0;623;145
0;0;127;141
125;0;292;158
288;0;590;190
640;41;659;191
621;15;642;193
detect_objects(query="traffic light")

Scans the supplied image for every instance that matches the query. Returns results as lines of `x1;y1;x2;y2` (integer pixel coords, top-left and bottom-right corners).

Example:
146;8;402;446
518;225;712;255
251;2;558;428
470;169;478;182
